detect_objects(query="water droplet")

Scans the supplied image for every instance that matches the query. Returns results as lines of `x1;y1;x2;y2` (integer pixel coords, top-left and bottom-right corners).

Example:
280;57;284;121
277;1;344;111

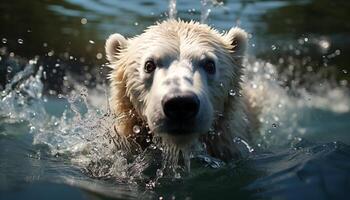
298;38;304;45
17;39;24;44
219;82;224;87
229;89;236;96
319;39;330;50
133;125;141;134
81;18;87;24
307;66;313;72
272;123;278;128
29;59;37;65
134;22;139;26
6;66;12;73
96;53;103;60
48;50;54;56
31;112;36;117
29;126;36;133
208;128;216;135
43;71;47;79
89;40;95;44
174;173;181;179
201;142;207;149
150;144;157;149
2;38;7;44
335;49;341;55
156;169;163;177
271;45;277;51
342;69;348;74
340;80;348;86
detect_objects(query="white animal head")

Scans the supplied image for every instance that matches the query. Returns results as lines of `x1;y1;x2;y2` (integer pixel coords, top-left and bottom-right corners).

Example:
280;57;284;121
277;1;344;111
106;20;247;146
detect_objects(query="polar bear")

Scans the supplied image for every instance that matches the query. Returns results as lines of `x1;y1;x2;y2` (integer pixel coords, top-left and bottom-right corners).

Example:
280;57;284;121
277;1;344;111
105;20;257;161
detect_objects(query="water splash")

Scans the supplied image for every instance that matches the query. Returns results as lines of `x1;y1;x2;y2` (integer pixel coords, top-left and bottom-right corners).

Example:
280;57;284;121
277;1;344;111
0;59;45;126
200;0;211;23
168;0;220;23
1;54;349;188
200;0;223;23
242;59;350;149
0;61;195;184
168;0;177;19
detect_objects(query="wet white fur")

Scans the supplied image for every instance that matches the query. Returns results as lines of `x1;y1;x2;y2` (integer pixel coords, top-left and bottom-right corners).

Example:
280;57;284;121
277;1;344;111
106;20;254;160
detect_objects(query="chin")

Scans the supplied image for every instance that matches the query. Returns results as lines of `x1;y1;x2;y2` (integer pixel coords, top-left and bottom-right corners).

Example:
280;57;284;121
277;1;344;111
151;120;208;146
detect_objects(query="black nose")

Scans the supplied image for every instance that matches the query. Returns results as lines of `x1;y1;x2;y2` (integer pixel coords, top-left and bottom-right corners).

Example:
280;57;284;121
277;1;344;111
162;91;200;120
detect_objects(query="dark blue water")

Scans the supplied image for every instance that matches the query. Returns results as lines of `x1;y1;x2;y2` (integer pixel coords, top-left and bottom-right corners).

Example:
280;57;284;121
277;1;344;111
1;0;350;199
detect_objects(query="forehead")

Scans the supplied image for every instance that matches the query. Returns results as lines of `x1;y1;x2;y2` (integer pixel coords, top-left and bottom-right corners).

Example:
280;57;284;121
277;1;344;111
133;22;226;60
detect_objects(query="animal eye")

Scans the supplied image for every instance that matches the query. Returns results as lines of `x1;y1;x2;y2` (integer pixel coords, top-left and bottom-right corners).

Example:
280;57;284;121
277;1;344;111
203;60;216;74
144;60;156;73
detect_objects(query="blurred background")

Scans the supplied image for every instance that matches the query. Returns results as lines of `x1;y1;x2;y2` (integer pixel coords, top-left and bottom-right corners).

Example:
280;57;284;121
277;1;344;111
0;0;349;94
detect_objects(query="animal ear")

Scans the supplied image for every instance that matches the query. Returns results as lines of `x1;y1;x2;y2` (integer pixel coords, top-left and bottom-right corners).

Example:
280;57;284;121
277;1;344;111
224;27;248;64
105;33;127;63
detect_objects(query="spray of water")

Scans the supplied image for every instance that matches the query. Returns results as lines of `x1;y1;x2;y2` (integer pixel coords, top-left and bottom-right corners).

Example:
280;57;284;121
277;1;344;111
242;59;349;149
168;0;221;23
2;54;348;185
200;0;223;23
168;0;177;19
200;0;211;23
0;61;194;185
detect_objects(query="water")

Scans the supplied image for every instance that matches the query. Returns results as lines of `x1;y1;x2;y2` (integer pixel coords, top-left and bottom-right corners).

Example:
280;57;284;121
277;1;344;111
168;0;177;19
1;0;350;199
